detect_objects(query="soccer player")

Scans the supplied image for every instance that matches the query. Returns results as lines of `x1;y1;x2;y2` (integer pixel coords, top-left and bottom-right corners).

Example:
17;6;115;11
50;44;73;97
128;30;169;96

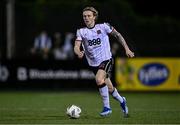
74;7;134;117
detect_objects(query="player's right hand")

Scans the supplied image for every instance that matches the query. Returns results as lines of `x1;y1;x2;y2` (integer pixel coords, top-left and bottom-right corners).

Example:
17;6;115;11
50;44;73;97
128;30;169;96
77;51;84;59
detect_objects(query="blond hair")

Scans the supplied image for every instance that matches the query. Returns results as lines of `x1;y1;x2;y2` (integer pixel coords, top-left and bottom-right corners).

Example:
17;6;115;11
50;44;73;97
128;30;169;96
83;6;98;21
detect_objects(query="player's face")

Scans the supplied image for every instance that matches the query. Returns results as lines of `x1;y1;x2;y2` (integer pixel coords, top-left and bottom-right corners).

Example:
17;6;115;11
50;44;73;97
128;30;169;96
83;10;96;28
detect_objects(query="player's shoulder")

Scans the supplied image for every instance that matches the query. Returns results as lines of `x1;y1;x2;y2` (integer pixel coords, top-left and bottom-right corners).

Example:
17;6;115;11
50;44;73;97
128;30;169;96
96;22;107;26
96;22;112;28
104;22;113;28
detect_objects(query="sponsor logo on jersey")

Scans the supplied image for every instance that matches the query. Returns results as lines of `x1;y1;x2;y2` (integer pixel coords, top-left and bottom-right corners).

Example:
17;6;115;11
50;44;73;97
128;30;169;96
138;63;169;86
88;38;101;46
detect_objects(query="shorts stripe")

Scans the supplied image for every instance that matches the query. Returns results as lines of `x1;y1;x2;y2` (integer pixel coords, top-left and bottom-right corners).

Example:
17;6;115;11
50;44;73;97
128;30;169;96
104;59;111;73
89;58;113;77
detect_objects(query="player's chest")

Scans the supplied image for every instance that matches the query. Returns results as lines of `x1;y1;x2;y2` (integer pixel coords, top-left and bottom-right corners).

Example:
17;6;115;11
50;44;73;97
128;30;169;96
82;29;105;41
82;29;106;47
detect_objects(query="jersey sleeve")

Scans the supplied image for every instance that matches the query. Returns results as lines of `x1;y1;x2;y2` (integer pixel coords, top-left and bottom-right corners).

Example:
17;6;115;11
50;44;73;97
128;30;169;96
76;29;82;41
103;22;114;34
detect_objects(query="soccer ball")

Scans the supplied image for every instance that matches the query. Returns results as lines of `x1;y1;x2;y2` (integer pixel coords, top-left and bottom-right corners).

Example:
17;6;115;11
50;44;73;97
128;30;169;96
66;105;81;119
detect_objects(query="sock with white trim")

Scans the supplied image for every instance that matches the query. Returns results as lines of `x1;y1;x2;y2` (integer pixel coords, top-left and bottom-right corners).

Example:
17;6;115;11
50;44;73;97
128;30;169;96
111;88;124;103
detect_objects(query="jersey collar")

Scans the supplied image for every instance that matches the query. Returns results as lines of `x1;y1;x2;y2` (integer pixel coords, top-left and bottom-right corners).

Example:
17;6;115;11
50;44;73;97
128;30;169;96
87;24;95;29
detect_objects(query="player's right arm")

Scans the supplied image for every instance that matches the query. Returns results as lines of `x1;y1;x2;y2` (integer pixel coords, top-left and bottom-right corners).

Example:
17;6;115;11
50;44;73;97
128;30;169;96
74;40;84;59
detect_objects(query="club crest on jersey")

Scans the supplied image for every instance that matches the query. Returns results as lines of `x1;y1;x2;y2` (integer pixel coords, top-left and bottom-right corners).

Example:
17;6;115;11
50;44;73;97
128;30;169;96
97;30;101;34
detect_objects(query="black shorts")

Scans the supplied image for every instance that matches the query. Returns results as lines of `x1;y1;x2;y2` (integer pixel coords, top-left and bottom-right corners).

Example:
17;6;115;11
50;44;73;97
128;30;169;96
90;58;114;78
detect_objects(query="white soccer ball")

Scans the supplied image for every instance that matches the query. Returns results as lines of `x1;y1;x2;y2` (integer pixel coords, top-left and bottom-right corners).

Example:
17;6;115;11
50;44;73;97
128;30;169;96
66;105;81;119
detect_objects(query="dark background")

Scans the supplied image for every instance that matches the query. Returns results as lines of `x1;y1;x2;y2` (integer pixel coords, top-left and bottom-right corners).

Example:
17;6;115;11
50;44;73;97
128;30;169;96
0;0;180;90
0;0;180;59
127;0;179;19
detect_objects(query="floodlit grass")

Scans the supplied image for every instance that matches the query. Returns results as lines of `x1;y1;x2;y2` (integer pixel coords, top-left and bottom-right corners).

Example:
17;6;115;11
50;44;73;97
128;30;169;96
0;90;180;124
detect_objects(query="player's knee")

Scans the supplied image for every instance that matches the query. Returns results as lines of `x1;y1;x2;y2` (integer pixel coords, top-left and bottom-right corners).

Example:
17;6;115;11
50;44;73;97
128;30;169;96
108;86;114;93
96;77;104;85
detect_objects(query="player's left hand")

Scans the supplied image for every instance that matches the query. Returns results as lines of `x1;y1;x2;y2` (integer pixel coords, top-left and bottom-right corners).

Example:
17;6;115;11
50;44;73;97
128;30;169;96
77;51;84;59
125;49;134;58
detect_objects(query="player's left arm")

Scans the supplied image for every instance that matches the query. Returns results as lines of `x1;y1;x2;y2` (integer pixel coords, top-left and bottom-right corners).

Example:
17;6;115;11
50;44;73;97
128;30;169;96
110;29;135;58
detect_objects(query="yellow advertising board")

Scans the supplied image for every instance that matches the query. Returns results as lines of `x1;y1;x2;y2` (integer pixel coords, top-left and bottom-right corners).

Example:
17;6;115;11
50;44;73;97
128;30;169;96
178;59;180;86
115;58;180;91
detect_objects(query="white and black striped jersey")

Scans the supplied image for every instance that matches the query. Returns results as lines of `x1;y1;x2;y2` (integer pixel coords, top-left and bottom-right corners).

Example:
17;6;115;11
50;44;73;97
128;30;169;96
76;22;114;66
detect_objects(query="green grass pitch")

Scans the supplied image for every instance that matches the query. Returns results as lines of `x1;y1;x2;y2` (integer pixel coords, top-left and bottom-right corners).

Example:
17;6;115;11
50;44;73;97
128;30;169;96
0;90;180;124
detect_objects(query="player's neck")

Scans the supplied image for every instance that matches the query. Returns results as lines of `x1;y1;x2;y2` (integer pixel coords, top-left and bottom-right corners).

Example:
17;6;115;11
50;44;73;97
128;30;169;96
87;22;95;29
